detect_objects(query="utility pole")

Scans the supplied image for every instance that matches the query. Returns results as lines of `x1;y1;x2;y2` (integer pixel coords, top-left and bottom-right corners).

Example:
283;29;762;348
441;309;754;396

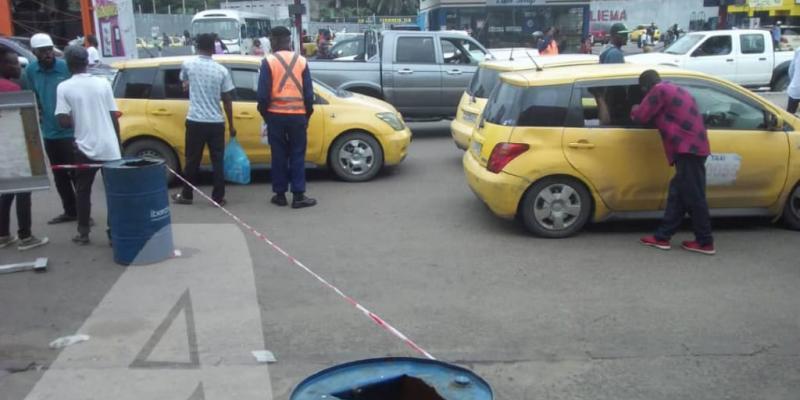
182;0;186;14
151;0;156;13
294;0;302;50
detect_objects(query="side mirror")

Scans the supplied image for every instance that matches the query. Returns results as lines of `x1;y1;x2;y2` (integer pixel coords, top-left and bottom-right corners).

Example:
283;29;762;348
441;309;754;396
767;113;783;131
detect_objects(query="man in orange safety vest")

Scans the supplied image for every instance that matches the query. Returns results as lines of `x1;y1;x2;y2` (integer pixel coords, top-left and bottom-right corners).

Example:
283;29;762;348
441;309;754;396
257;26;317;209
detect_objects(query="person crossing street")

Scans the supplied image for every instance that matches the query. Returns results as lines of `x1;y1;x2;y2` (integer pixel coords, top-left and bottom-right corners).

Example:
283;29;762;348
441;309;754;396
257;26;317;209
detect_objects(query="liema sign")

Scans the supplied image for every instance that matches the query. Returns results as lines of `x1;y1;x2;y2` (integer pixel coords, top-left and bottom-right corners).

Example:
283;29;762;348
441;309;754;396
590;9;627;22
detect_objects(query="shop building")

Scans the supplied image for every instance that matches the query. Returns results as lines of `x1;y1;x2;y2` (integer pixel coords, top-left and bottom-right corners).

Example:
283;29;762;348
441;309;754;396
727;0;800;27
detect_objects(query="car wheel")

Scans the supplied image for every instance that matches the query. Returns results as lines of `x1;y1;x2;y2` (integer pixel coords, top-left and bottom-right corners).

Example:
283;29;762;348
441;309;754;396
783;183;800;230
123;138;179;185
329;131;384;182
520;177;592;238
773;73;790;92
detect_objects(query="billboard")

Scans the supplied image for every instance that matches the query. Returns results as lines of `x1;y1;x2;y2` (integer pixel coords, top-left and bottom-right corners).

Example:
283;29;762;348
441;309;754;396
92;0;138;60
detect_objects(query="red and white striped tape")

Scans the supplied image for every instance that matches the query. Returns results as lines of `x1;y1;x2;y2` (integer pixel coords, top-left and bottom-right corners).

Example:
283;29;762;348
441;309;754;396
165;166;436;360
51;163;106;170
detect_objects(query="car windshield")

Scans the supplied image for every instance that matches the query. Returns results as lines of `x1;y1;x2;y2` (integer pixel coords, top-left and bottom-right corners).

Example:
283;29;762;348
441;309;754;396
665;34;704;54
467;67;501;98
313;79;350;98
192;19;240;41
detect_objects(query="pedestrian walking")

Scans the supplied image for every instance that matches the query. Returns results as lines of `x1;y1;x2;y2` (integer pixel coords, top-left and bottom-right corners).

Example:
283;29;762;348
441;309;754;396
580;35;593;54
772;21;782;50
171;33;236;207
25;33;78;225
250;38;265;56
538;27;559;56
600;23;628;64
54;46;121;245
85;35;101;66
257;26;316;209
213;34;227;54
786;46;800;114
0;46;49;251
631;70;715;255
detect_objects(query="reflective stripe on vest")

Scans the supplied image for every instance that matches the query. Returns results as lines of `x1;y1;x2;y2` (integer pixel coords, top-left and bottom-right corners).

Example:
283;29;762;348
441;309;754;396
266;51;307;115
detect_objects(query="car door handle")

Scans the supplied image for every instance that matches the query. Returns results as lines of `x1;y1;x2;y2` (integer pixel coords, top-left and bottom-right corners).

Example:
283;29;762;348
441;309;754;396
397;68;414;75
235;112;255;119
759;57;767;61
726;59;734;62
568;141;595;149
150;109;173;116
446;69;462;75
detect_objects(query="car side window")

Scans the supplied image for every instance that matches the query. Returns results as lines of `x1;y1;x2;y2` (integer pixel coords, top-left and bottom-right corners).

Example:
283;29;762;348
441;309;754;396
395;37;435;64
680;83;766;131
230;68;259;102
740;34;765;54
571;83;644;128
692;35;732;57
516;84;572;127
113;67;156;99
163;69;188;99
439;38;484;65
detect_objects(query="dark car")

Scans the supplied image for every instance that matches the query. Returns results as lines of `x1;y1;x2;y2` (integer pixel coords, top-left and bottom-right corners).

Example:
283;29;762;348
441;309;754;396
0;36;35;68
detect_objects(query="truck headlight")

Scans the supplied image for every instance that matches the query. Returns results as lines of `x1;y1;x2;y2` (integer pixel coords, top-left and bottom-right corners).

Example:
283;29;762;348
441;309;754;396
376;112;405;131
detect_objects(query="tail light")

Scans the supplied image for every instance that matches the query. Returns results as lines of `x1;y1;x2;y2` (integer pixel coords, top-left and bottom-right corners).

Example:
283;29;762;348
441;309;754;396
487;143;529;173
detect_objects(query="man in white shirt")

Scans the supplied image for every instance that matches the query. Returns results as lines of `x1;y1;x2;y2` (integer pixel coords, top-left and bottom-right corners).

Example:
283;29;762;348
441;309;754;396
85;35;101;66
55;46;121;245
787;47;800;114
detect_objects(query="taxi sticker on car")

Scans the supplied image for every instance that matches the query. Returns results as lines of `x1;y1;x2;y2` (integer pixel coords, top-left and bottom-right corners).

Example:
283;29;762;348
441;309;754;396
705;153;742;186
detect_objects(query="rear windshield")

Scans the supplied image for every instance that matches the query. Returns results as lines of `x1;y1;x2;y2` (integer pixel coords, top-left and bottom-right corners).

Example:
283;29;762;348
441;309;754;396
484;83;572;127
467;67;501;98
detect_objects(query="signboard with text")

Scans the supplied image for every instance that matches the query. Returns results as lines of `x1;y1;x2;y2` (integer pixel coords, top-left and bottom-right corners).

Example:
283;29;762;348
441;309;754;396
92;0;138;60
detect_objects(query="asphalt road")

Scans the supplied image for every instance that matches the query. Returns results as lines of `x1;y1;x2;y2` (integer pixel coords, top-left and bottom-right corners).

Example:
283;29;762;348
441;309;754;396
1;94;799;400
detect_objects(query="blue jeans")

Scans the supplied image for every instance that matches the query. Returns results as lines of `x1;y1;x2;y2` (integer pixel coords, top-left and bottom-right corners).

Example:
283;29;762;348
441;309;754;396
267;115;308;194
655;154;713;246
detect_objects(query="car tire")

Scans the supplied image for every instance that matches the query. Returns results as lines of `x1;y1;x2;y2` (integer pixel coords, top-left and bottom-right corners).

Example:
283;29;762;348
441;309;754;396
520;177;592;238
123;138;180;185
773;73;790;92
329;131;384;182
783;183;800;230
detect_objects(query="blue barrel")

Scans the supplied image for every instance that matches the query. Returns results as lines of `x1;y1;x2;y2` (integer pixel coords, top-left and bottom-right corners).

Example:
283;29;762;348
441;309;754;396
103;158;174;266
291;357;493;400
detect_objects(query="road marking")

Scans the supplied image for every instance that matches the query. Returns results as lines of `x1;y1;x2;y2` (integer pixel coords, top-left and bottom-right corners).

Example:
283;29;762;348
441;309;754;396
23;224;273;400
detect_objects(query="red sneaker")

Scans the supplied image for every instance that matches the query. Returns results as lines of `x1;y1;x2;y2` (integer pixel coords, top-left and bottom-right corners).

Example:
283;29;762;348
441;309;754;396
681;241;715;255
639;235;671;250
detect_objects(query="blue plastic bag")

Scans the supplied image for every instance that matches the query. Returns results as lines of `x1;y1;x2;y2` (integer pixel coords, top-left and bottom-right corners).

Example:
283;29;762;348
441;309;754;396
224;138;251;184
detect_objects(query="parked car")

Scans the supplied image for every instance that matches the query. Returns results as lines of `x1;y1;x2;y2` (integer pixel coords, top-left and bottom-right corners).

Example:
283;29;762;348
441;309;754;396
451;54;598;149
590;22;610;45
111;55;411;183
629;24;661;43
628;29;794;91
464;63;800;237
309;30;490;119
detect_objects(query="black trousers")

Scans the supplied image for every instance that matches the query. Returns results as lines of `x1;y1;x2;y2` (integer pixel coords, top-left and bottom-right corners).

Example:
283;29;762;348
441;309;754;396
788;97;800;114
44;138;77;217
655;154;713;246
73;149;102;235
180;120;225;202
0;192;32;238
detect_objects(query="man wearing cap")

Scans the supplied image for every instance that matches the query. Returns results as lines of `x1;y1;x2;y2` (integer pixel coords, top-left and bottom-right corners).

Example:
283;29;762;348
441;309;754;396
257;26;316;209
55;46;121;245
26;33;78;225
600;23;629;64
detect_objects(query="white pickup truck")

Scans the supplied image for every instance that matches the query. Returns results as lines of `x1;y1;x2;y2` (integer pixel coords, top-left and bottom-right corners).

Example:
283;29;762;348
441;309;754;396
628;29;794;91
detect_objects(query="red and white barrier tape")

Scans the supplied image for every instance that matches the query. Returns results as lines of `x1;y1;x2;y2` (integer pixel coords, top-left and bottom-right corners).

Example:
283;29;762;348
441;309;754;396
51;163;106;170
164;165;436;360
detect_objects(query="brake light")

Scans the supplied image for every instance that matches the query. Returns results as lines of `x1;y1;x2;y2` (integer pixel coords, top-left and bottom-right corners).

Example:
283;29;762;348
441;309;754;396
487;143;529;173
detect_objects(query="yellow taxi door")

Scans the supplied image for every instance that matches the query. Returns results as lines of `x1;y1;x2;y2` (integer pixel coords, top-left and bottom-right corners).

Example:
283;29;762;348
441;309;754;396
678;79;790;208
227;65;268;164
562;81;673;211
305;94;325;162
147;67;190;162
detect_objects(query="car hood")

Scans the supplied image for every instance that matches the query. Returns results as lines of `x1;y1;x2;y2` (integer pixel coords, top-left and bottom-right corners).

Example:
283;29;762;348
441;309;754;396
342;92;398;114
627;52;682;66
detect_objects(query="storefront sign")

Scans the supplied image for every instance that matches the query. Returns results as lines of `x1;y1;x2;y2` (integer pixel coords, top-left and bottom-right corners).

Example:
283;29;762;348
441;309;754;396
590;9;627;22
92;0;138;60
747;0;782;6
487;0;587;5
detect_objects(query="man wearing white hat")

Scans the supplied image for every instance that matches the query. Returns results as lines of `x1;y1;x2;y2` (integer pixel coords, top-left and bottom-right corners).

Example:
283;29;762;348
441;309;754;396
25;33;78;225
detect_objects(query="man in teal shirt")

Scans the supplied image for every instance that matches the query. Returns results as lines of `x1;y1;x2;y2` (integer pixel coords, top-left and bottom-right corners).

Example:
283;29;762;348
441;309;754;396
26;33;77;224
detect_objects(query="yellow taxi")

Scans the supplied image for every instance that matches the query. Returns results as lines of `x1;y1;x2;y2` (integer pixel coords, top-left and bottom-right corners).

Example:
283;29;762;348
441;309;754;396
464;64;800;237
112;55;411;182
629;24;661;43
451;54;598;150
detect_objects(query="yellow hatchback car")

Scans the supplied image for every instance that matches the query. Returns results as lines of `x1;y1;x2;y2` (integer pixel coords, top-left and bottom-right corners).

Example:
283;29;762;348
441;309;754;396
112;55;411;182
451;54;598;150
464;64;800;237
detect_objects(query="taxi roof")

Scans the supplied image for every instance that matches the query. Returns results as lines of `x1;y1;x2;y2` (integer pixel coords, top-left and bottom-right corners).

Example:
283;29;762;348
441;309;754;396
480;54;598;72
113;54;262;69
500;63;701;87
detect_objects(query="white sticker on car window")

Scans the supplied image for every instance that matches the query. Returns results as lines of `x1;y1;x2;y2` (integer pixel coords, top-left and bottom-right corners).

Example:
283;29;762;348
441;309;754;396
706;153;742;186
